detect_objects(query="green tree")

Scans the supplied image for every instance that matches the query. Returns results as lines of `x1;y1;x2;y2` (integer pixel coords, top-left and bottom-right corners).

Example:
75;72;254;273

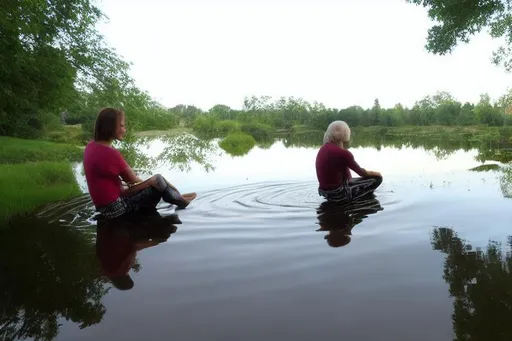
474;93;502;125
407;0;512;71
0;0;136;138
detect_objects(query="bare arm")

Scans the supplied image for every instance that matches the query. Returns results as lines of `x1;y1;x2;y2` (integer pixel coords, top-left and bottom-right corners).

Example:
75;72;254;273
119;165;143;185
344;150;368;177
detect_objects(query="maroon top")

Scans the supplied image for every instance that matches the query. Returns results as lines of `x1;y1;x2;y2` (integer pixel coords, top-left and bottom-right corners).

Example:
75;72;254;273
315;143;367;190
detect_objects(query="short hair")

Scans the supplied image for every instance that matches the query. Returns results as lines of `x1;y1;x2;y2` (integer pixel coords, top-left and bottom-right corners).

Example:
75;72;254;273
94;107;124;141
323;120;351;146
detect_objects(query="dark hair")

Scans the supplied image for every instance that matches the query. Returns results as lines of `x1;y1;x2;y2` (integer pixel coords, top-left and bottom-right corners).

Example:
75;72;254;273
94;107;124;141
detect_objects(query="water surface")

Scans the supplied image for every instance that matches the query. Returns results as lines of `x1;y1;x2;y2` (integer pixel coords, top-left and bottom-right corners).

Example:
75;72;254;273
3;133;512;341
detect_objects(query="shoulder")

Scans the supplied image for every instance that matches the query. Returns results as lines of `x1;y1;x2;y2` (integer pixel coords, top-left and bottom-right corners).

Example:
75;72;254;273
321;143;352;155
85;141;123;158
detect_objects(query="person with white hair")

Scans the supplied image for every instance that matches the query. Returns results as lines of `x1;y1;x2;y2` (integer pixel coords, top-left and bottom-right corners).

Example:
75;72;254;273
315;120;382;203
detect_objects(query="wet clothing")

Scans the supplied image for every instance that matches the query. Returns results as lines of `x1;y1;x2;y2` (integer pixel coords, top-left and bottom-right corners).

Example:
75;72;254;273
318;175;382;203
315;143;381;203
97;187;163;219
315;142;367;190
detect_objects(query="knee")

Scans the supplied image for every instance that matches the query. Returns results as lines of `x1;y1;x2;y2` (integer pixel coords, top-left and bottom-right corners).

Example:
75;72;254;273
152;173;164;182
373;175;383;186
151;174;167;191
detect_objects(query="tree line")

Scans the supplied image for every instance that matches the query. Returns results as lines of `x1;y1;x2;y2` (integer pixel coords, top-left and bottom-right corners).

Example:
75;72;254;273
3;0;512;140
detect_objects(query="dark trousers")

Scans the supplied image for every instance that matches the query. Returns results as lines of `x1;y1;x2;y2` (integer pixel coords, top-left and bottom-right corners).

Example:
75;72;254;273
318;175;382;203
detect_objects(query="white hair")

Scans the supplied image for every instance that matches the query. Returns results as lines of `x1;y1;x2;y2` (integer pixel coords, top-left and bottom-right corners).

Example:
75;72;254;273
323;120;351;147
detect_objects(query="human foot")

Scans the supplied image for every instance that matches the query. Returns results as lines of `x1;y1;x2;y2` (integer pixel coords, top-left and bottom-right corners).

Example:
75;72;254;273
162;187;190;209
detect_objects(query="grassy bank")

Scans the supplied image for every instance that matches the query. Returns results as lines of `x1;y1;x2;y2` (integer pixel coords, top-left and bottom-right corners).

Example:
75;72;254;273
287;125;512;142
42;124;86;144
0;135;84;222
0;136;83;164
135;124;512;145
351;125;508;139
0;161;81;222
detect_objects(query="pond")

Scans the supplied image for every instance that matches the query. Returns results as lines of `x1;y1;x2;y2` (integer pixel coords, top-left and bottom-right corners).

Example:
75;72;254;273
2;131;512;341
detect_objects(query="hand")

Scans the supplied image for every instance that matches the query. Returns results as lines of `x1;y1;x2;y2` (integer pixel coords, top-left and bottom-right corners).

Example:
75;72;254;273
367;170;381;177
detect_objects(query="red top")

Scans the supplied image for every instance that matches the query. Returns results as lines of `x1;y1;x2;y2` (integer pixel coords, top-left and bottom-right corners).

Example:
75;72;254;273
83;141;128;207
315;143;367;190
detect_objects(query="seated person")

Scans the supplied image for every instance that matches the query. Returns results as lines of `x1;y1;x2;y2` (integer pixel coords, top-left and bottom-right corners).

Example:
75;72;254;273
83;107;197;219
315;120;382;203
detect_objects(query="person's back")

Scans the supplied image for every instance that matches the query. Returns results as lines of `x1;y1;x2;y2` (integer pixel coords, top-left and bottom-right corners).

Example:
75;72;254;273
315;142;364;190
316;120;382;203
83;140;127;208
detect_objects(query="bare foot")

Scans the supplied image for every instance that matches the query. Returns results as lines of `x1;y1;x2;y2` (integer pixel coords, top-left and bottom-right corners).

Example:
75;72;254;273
173;192;197;210
182;192;197;203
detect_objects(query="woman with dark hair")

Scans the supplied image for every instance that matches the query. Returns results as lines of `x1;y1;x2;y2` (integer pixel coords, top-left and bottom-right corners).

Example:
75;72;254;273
83;107;196;219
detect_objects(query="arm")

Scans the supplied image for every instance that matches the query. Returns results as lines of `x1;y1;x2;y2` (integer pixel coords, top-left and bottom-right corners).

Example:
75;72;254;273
107;148;143;184
343;149;368;177
119;164;143;185
343;149;382;177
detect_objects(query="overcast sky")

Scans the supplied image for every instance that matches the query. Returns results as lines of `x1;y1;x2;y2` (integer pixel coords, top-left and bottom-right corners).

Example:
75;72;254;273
95;0;511;111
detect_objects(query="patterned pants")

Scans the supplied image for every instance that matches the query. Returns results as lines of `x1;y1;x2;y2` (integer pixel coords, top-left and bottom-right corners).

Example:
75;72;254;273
318;175;383;203
97;187;163;219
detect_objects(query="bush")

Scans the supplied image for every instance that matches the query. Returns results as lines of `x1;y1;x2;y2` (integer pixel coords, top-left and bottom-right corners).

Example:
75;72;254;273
218;132;256;156
240;122;274;142
215;120;239;135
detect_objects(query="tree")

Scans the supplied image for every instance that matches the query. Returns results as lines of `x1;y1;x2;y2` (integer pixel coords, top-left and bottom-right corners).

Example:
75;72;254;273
407;0;512;71
0;0;134;138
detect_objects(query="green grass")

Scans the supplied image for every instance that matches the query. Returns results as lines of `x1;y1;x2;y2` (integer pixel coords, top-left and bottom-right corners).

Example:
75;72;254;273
0;161;81;222
0;136;83;164
42;124;86;144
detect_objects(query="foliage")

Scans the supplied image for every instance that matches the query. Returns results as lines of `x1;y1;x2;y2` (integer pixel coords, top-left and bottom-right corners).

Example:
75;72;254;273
190;92;511;142
407;0;512;71
0;0;176;139
218;132;256;157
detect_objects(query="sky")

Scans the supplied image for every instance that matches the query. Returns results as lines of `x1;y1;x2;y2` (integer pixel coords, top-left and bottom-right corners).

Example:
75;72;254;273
95;0;512;111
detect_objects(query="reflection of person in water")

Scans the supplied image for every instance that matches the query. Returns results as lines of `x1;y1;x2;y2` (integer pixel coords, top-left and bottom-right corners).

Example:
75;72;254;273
83;107;197;219
95;211;181;290
316;197;383;247
315;120;383;203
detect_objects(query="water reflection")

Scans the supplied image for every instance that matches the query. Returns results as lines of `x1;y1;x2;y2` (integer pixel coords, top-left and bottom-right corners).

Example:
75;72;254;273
431;227;512;341
468;163;512;199
0;194;183;340
112;130;512;177
315;196;383;247
499;166;512;198
157;133;219;172
96;211;181;291
0;211;106;341
115;132;220;174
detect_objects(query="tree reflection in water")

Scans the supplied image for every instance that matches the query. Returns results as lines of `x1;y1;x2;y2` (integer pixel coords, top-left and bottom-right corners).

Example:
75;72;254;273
115;133;221;174
0;200;107;341
431;227;512;341
0;195;181;341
